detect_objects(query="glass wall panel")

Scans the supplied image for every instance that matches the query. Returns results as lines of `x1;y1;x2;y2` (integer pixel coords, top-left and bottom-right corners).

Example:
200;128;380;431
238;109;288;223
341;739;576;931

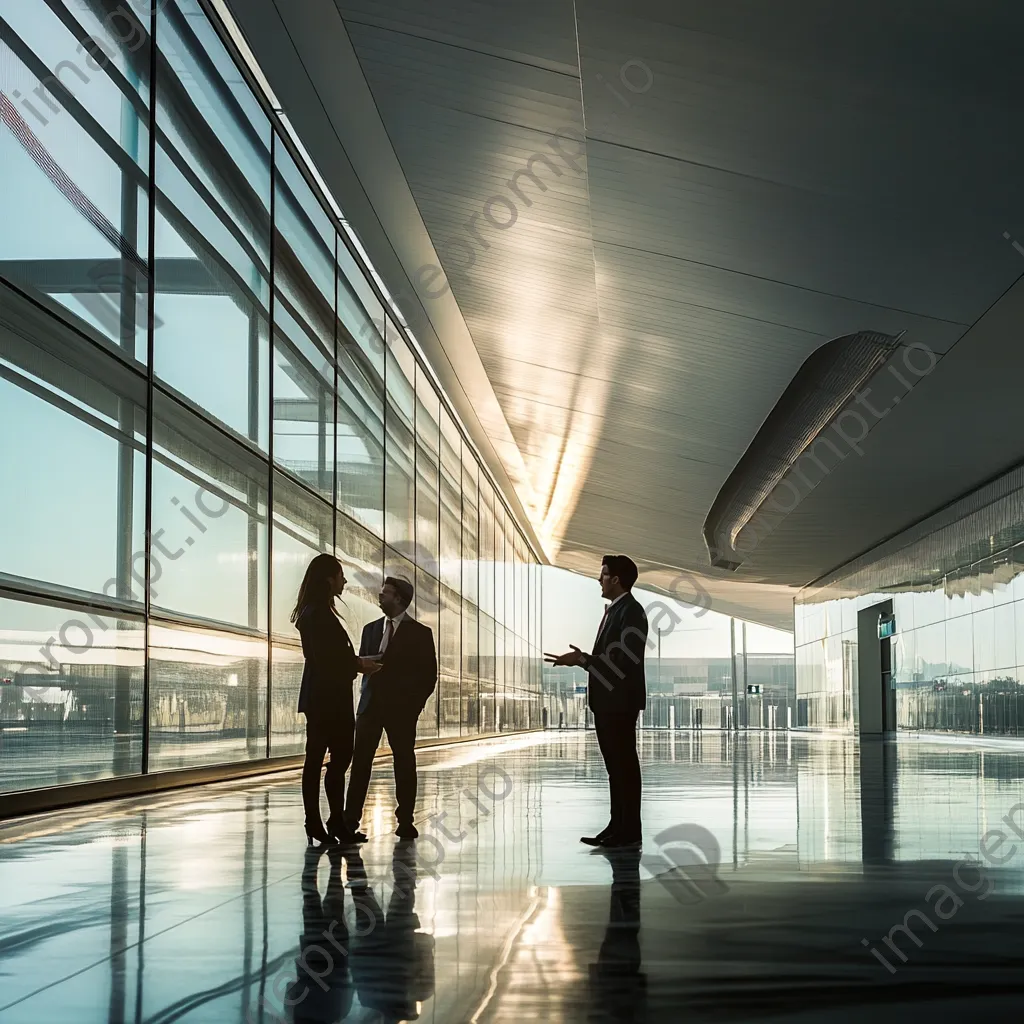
151;393;268;631
440;408;462;593
796;462;1024;736
439;584;461;737
415;367;440;579
0;0;544;800
148;622;266;771
462;601;479;734
273;143;335;499
0;0;152;358
0;593;144;793
335;513;384;645
494;502;505;630
337;235;385;365
270;471;332;638
153;2;271;444
415;568;439;739
384;324;415;559
337;247;385;537
479;612;496;734
0;306;146;599
270;642;304;757
462;457;479;594
479;478;495;619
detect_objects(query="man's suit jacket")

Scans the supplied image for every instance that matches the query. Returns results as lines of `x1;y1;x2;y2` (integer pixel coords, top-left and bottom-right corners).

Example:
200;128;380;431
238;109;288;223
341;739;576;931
356;615;438;717
583;593;649;715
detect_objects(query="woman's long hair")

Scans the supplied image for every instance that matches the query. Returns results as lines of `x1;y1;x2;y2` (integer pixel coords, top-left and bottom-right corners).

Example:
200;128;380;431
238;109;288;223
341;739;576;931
291;553;342;624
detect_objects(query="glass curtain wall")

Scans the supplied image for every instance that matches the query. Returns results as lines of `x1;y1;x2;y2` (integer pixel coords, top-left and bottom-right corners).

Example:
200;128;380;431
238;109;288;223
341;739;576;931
0;0;541;798
795;463;1024;736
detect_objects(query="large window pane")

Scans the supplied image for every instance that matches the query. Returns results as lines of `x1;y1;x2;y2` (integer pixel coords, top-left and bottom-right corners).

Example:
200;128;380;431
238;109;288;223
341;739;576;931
494;503;505;628
440;408;461;593
153;1;271;444
415;368;440;578
0;0;151;357
337;240;385;537
148;621;266;770
270;642;304;757
151;393;268;631
479;611;496;733
415;568;439;739
479;479;495;618
462;600;479;734
384;324;415;558
337;234;385;372
274;142;335;499
439;583;460;737
336;514;384;644
0;593;144;793
271;471;333;638
0;296;146;599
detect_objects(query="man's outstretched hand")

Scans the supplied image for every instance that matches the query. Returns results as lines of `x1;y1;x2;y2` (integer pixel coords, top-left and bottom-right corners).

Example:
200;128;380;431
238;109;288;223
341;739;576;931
544;645;586;667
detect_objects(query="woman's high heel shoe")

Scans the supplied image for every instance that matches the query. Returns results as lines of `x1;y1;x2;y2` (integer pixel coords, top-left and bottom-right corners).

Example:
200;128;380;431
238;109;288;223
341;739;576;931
305;823;333;847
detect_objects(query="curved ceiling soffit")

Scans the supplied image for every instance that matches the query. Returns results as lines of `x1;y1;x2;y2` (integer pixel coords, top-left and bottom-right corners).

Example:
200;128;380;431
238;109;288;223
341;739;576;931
704;330;910;571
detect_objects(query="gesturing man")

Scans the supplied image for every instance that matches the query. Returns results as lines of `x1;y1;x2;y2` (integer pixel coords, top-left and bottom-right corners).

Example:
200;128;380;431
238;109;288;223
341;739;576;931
345;576;438;840
546;555;649;849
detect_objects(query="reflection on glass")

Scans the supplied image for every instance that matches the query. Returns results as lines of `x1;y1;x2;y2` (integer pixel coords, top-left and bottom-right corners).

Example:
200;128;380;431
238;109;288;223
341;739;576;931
0;0;152;356
154;0;271;442
416;568;439;739
0;313;146;598
151;391;268;631
796;477;1024;736
439;583;461;737
337;244;385;536
274;143;335;498
271;470;333;637
1;0;543;797
0;594;144;792
385;325;415;559
148;622;267;770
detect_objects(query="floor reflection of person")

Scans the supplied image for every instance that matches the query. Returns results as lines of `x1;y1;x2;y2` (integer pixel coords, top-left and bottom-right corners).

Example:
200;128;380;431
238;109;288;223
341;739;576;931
288;846;354;1024
589;848;647;1022
349;843;435;1022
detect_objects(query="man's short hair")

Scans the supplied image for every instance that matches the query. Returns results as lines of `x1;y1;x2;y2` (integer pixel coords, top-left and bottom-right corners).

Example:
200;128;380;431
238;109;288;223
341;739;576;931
602;554;639;590
384;575;414;608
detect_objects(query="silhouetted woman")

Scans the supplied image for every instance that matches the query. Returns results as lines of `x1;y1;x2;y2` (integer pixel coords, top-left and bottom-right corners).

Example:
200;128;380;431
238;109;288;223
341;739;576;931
293;554;381;846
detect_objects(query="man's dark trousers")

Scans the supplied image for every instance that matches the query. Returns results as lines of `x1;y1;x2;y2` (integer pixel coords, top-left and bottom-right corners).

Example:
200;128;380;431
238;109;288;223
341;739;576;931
594;710;642;839
346;702;419;828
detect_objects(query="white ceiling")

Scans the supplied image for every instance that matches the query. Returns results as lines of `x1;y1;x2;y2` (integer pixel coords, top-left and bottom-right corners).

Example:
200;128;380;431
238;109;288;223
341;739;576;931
228;0;1024;630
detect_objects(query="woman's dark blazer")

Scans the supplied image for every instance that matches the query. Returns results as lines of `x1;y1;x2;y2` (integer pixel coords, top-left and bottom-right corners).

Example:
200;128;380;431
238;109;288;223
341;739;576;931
295;604;359;719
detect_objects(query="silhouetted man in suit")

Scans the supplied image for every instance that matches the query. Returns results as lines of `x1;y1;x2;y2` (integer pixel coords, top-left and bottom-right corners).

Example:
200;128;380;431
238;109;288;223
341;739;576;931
345;577;437;840
546;554;648;849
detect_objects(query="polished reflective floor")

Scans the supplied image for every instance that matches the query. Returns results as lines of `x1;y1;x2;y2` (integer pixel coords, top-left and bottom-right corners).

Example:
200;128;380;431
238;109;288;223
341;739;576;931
4;731;1024;1022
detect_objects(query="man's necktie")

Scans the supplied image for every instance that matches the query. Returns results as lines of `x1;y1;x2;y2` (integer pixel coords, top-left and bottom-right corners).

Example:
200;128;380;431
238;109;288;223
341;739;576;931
380;618;395;654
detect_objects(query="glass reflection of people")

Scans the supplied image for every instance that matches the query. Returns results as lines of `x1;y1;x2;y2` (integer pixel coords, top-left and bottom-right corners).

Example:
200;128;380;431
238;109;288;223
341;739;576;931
287;846;354;1024
350;843;435;1022
293;554;382;846
589;848;647;1021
